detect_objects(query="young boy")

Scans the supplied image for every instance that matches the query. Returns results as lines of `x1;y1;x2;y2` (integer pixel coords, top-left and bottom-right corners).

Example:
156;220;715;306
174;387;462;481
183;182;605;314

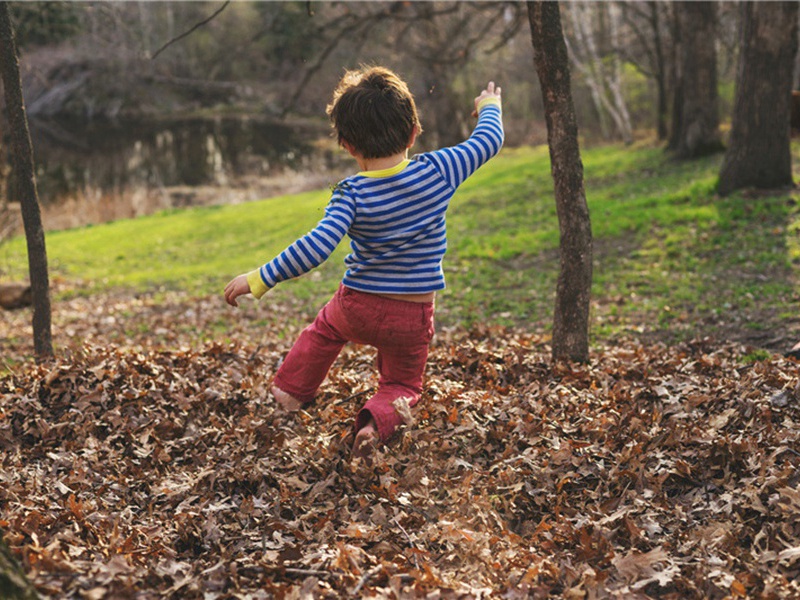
225;66;503;459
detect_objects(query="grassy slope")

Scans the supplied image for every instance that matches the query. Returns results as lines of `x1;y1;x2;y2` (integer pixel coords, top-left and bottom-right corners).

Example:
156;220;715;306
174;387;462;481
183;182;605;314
2;141;798;347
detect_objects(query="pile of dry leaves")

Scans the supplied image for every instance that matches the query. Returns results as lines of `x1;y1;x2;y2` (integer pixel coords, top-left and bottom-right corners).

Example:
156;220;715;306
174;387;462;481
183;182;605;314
1;291;799;598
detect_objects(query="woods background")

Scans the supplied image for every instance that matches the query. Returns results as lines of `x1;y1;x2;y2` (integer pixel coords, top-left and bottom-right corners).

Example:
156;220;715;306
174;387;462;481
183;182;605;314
0;1;767;220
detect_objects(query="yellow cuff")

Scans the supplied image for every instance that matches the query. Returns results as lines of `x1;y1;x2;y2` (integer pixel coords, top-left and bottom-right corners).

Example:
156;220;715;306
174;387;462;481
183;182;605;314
477;97;502;112
246;269;269;299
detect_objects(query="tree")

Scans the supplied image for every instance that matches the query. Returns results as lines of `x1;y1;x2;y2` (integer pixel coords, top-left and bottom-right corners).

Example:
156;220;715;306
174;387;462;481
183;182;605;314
561;1;633;144
618;1;670;140
668;1;723;158
528;1;592;363
718;2;798;196
279;2;524;148
0;1;53;361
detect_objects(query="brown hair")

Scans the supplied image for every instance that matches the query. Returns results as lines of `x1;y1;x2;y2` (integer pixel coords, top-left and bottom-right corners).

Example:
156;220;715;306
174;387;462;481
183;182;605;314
326;66;421;159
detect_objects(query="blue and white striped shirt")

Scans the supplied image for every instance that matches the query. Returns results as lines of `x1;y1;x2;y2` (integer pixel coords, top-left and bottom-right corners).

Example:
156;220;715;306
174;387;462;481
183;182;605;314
247;99;503;298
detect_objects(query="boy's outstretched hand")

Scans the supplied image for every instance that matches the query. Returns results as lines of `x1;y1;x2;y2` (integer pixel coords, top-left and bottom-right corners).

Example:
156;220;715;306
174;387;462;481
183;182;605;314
224;274;251;307
472;81;502;117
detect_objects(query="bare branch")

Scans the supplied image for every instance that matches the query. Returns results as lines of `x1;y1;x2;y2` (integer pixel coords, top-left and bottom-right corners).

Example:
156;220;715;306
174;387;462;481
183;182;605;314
150;1;230;60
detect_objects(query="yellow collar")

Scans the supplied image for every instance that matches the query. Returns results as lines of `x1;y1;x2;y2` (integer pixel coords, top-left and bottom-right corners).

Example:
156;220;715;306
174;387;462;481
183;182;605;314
358;158;411;178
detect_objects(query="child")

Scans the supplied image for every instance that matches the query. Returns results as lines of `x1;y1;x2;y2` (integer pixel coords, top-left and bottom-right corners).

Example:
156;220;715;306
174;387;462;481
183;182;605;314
224;66;503;459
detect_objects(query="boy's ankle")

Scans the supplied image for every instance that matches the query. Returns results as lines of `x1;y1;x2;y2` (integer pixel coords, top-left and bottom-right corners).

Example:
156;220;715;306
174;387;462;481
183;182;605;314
271;385;303;411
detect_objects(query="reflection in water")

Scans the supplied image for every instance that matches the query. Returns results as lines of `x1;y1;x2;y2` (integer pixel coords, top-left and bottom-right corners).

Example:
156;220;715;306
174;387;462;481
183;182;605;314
22;115;347;230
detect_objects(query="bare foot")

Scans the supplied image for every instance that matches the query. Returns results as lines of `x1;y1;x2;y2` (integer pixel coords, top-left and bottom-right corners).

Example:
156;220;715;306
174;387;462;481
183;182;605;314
271;385;303;411
352;417;379;461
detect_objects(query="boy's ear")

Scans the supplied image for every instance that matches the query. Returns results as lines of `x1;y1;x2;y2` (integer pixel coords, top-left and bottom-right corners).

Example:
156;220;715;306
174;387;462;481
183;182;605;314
407;125;421;149
341;139;358;157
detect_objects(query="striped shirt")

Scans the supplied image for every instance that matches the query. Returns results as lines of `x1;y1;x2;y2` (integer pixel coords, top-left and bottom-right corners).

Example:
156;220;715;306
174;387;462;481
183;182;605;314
247;97;503;298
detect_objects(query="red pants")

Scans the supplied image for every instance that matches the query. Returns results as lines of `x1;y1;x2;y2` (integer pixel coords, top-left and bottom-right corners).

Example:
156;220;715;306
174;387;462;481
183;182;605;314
273;284;435;442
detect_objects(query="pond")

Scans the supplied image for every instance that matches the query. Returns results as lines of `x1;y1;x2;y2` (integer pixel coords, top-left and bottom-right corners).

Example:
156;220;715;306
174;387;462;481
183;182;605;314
19;114;349;230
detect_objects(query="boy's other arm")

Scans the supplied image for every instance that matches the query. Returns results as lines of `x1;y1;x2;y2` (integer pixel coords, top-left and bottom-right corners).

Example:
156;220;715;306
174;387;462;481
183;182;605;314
224;274;251;307
224;192;356;306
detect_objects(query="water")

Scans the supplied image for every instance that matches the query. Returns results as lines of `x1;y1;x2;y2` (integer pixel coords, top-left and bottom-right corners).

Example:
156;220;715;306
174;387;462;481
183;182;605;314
22;114;347;230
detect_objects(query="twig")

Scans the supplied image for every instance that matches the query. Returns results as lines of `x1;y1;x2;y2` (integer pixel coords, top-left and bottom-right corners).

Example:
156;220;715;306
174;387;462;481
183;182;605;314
352;564;383;596
284;567;335;579
393;516;419;569
339;388;374;405
151;1;231;60
256;563;337;579
249;343;265;362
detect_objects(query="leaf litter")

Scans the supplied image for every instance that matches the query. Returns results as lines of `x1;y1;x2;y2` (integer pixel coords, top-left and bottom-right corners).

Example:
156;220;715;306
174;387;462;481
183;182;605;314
1;290;799;598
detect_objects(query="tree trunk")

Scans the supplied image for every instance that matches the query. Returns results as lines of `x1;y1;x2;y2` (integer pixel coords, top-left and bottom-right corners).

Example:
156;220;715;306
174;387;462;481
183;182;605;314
528;0;593;364
794;6;800;90
718;2;798;196
0;534;40;600
667;3;683;150
670;1;723;158
650;2;668;141
0;1;53;361
424;66;466;149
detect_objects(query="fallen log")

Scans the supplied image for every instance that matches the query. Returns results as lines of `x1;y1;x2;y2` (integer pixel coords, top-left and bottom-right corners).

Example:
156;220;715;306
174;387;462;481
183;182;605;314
0;283;31;310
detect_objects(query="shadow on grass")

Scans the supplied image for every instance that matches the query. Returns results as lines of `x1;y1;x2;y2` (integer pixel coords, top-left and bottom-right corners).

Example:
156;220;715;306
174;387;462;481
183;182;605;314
592;184;799;353
442;144;799;354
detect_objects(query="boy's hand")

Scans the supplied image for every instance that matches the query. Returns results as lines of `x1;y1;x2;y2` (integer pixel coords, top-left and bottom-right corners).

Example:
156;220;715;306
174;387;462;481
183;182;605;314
224;274;251;307
472;81;502;117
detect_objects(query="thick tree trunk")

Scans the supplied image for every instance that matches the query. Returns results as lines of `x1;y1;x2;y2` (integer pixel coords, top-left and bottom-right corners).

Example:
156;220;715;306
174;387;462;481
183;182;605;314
650;2;668;141
528;1;592;364
667;3;683;150
670;1;723;158
425;66;466;149
0;2;53;361
718;2;798;196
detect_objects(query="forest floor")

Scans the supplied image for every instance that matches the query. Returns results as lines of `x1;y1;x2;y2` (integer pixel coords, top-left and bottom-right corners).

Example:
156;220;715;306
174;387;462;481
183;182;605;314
1;288;799;599
2;140;800;597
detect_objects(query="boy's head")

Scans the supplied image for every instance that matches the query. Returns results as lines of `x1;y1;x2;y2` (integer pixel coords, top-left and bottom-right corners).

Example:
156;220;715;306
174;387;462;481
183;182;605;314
327;66;421;160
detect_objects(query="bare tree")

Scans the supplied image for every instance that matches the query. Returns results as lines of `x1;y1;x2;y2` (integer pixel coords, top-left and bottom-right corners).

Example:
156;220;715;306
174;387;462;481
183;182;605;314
562;1;633;144
528;0;593;363
718;2;798;196
0;1;53;361
280;2;523;148
618;1;670;140
668;1;723;158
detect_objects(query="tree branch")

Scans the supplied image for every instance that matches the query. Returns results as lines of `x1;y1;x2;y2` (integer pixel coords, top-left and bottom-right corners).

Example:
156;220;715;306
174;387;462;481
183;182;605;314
150;1;230;60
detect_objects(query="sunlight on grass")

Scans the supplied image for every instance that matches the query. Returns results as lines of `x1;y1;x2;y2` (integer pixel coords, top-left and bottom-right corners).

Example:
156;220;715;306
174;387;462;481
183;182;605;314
1;141;798;343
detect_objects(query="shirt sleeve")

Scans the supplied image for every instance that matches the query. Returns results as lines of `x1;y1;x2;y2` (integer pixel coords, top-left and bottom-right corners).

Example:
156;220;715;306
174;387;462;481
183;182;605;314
246;189;356;299
424;98;504;191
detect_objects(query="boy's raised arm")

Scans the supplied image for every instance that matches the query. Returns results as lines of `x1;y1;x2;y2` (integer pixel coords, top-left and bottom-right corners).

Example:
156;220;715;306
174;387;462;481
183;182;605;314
471;81;502;117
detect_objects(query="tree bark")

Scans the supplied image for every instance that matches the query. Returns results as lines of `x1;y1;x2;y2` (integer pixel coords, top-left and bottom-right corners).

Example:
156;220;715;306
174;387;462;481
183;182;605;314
718;2;798;196
667;3;683;150
528;1;593;364
649;2;668;141
669;1;723;158
0;1;53;361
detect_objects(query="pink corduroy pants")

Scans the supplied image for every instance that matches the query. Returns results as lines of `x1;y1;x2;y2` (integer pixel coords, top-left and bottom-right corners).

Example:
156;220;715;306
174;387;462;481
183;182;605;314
272;284;435;442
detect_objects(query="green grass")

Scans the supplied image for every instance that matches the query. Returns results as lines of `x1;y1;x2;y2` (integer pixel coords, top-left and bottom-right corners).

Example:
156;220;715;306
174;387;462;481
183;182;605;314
2;140;798;343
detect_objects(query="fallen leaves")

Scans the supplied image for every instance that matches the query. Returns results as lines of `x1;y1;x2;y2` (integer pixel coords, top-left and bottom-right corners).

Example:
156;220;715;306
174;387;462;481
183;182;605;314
1;292;799;598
